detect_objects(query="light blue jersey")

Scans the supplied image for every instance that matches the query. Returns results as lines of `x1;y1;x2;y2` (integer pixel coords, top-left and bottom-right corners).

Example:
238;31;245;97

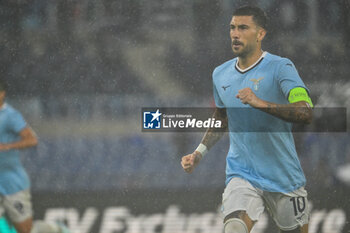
213;52;308;193
0;103;30;195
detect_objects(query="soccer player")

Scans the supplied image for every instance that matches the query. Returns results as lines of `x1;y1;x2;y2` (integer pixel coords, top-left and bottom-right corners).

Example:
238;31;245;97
181;6;313;233
0;79;70;233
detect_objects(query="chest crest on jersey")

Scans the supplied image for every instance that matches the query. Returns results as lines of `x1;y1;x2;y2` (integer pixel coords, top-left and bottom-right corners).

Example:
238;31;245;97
250;77;264;91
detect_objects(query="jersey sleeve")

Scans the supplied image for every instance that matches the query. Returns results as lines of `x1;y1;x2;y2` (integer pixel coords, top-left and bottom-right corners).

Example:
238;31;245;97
277;58;309;100
213;80;225;108
8;110;27;134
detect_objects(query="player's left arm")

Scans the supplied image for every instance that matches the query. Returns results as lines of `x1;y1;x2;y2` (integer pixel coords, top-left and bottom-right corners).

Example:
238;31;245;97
236;87;313;124
0;127;38;151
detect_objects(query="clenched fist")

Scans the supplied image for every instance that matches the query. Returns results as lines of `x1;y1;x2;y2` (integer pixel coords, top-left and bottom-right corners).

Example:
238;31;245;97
181;151;203;173
236;87;262;107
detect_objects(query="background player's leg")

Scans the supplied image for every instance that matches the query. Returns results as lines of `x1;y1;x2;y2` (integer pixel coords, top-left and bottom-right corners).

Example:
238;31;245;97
224;210;255;233
3;190;33;233
12;218;70;233
12;217;32;233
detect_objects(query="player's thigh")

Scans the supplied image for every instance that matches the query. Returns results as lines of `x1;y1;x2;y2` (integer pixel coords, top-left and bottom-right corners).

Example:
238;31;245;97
222;177;265;223
3;189;33;224
263;187;309;232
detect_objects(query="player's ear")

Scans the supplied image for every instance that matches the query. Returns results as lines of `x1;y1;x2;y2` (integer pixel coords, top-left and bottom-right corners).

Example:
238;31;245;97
257;28;266;42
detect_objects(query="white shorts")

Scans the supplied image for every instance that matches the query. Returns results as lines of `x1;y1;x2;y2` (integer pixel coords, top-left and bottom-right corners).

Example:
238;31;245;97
222;177;309;231
0;190;33;223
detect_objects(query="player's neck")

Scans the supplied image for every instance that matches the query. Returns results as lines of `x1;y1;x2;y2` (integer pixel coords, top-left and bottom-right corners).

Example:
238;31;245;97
0;102;4;110
238;49;263;70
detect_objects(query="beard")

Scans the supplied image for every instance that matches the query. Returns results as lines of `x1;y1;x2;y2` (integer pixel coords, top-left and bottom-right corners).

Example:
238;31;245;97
231;41;254;58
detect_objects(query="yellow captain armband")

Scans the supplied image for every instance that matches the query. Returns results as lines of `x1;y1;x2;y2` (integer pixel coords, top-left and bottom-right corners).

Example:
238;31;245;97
288;87;314;107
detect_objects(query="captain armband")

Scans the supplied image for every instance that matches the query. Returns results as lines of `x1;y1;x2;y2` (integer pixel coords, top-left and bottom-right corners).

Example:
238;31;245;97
288;87;314;107
195;143;208;157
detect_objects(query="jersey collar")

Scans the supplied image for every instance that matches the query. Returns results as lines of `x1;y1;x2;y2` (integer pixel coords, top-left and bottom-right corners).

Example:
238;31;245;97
235;51;267;74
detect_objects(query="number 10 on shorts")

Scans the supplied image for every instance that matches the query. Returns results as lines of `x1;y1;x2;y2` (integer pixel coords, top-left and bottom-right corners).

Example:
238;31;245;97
290;197;306;216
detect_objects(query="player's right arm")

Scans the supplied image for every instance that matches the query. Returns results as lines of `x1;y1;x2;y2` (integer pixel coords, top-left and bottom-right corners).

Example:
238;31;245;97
0;127;38;151
181;107;228;173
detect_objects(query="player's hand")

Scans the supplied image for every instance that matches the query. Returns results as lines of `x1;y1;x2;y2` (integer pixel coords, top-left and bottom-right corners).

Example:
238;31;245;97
236;88;262;107
0;144;10;151
181;151;202;173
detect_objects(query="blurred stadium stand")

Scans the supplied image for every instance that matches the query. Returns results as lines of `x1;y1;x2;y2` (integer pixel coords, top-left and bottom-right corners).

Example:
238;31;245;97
20;135;227;191
1;0;349;97
17;132;350;192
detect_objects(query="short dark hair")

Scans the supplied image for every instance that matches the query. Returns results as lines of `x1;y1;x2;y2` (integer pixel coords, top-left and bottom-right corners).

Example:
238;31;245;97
0;79;8;92
233;6;268;30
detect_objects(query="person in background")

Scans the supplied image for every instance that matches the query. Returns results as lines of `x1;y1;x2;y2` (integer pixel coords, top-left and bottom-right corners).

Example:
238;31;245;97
0;79;71;233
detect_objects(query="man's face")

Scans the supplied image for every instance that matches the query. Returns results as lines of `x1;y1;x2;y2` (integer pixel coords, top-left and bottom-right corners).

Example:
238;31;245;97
230;16;264;57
